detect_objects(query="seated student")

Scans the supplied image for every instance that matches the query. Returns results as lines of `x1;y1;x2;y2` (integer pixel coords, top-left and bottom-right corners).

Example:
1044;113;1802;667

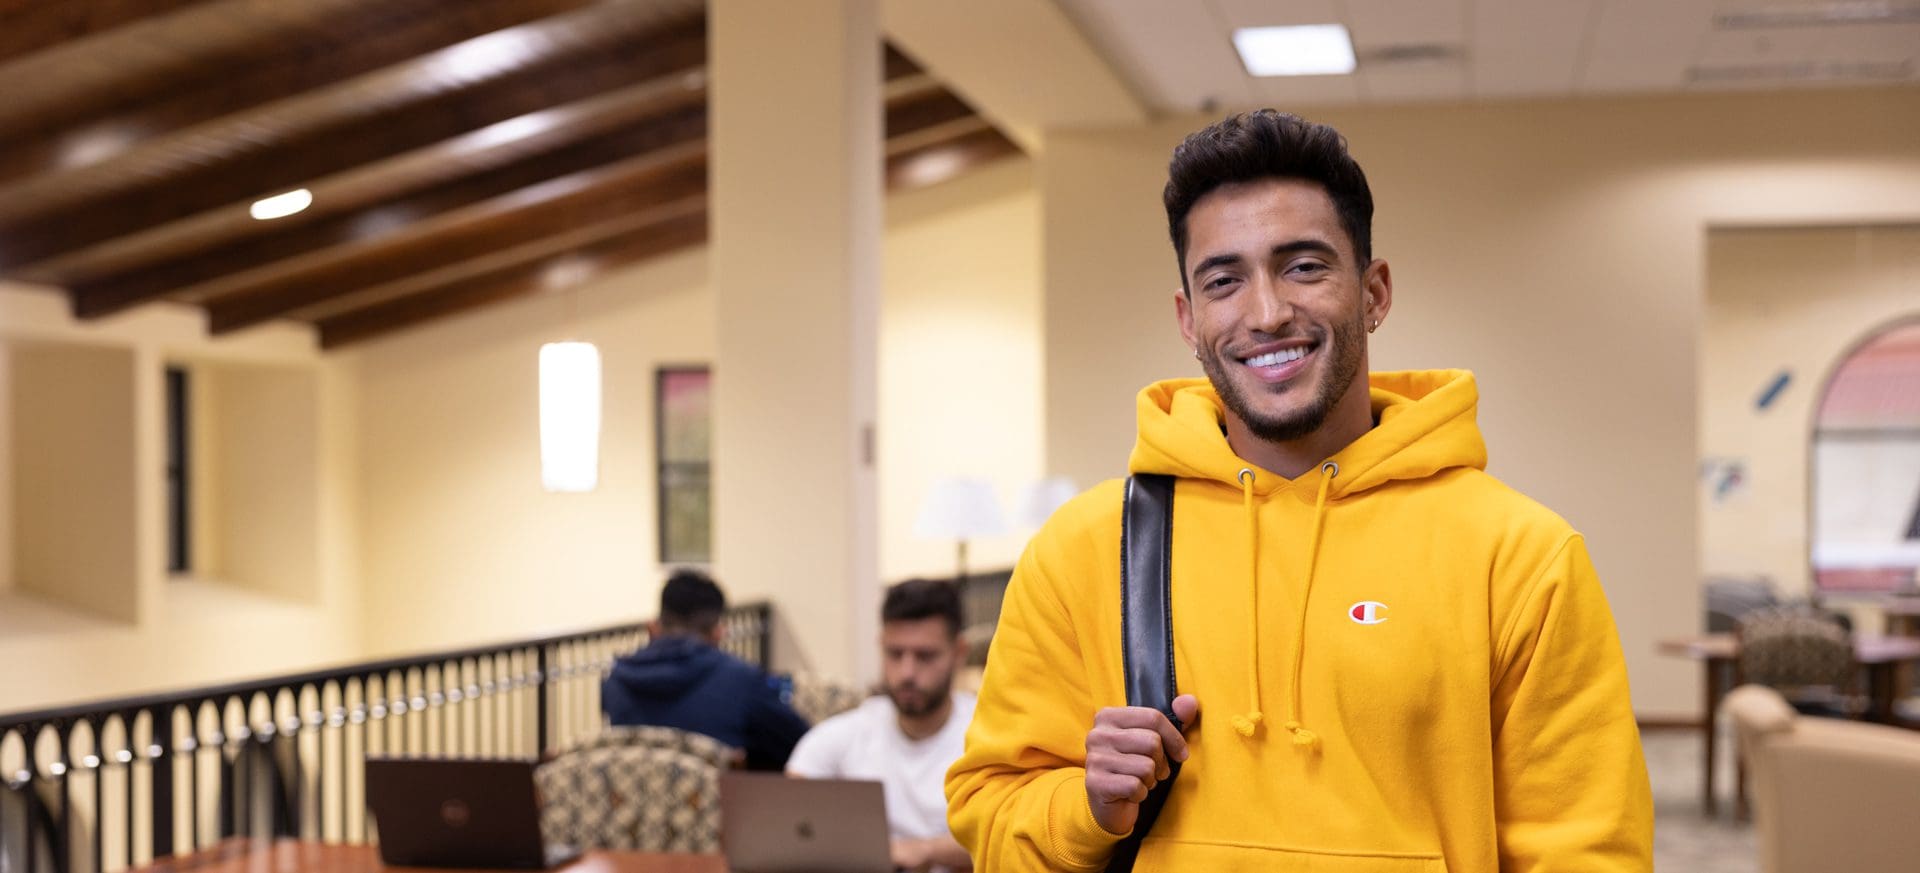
602;569;810;771
787;579;975;872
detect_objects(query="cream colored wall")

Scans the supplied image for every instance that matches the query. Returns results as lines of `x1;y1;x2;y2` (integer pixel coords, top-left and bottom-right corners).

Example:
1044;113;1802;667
9;341;141;623
1038;89;1920;719
205;364;323;602
1701;225;1920;600
351;161;1045;675
348;247;713;659
0;282;361;712
880;159;1044;581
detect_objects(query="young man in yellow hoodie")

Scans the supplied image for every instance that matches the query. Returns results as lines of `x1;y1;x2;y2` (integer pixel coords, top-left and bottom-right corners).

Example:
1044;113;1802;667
946;111;1653;871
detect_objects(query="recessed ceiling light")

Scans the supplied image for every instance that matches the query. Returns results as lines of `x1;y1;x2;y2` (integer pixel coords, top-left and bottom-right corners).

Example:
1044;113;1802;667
1232;25;1357;77
249;189;312;221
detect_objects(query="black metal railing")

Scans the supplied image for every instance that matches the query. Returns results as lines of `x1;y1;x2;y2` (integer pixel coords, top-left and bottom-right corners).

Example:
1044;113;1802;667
0;602;772;873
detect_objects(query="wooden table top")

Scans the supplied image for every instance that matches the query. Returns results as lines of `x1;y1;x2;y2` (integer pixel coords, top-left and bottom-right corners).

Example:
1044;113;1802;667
134;840;726;873
1657;633;1920;663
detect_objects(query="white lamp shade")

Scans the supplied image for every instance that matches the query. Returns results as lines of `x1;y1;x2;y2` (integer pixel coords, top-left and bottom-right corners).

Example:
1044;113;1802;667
539;341;601;492
1015;476;1079;529
914;477;1007;540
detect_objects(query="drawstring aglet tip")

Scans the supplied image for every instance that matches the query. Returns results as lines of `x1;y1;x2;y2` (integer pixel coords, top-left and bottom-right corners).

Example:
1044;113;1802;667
1284;720;1320;749
1231;712;1263;737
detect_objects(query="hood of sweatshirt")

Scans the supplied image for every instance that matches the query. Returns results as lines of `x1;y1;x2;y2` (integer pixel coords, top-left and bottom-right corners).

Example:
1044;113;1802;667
606;635;728;700
1126;369;1488;746
1128;369;1487;497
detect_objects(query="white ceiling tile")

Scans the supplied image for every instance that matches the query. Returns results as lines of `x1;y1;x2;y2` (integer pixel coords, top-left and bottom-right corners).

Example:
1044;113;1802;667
1357;62;1469;102
1697;22;1920;66
1470;0;1597;98
1344;0;1467;49
1247;72;1364;109
1211;0;1343;28
1581;0;1714;93
1053;0;1256;112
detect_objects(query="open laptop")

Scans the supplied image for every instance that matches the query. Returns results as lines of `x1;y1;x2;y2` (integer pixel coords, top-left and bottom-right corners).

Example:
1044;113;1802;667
365;757;578;869
720;772;891;873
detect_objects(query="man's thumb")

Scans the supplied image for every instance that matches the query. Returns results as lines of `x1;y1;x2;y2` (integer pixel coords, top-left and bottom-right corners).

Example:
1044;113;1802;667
1171;694;1200;730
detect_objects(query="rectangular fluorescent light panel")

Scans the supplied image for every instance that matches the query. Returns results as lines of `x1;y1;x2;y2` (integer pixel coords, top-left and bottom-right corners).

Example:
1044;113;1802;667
1233;24;1357;77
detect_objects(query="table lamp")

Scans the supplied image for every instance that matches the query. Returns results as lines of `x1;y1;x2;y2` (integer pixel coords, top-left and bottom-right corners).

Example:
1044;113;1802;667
913;477;1007;583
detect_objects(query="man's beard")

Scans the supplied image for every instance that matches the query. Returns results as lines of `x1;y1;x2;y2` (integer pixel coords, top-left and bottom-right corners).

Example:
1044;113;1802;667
887;672;953;718
1198;308;1366;444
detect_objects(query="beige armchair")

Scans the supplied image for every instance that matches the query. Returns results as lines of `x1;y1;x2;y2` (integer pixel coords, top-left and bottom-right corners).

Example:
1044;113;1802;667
1724;684;1920;873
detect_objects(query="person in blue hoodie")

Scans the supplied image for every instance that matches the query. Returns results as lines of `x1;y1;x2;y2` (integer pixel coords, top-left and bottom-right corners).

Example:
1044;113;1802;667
601;569;811;771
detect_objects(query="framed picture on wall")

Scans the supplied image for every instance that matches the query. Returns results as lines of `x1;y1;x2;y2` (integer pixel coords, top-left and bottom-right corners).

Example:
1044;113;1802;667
657;366;712;564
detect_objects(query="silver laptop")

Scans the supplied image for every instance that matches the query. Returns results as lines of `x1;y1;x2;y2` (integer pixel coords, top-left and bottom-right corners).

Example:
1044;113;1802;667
720;772;891;873
365;757;579;869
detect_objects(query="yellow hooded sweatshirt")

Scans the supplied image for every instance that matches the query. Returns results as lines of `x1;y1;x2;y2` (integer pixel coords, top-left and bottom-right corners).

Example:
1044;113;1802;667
947;371;1653;872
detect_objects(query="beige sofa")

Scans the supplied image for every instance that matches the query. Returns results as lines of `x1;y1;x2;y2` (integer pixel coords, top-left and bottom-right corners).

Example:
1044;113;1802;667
1723;684;1920;873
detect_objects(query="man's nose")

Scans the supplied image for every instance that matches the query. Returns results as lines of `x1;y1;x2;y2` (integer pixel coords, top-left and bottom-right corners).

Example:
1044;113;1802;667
1248;274;1295;335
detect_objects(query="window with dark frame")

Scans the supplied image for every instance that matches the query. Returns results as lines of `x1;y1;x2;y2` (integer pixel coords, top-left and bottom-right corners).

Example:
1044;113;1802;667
165;366;190;575
656;367;712;564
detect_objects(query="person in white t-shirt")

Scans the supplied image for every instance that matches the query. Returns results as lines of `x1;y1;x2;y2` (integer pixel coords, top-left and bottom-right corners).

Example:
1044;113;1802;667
787;578;975;872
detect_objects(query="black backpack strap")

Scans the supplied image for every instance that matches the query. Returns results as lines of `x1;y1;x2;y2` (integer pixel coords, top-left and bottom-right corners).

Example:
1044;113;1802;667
1106;473;1178;873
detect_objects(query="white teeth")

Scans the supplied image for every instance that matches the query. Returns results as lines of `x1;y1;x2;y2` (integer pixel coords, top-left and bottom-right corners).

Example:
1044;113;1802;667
1245;347;1308;368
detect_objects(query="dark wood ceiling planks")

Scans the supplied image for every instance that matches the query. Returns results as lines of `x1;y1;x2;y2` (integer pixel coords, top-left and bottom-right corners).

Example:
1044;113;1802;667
0;0;1022;349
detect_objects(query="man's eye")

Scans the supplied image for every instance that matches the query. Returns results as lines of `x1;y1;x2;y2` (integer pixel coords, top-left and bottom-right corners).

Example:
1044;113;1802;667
1289;262;1328;276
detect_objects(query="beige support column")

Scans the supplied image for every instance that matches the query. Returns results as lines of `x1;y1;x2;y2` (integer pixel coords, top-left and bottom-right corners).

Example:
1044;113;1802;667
710;1;882;679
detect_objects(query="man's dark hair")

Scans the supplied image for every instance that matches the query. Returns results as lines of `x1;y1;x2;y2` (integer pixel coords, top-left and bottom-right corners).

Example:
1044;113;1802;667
1163;110;1374;292
882;578;963;638
658;568;726;635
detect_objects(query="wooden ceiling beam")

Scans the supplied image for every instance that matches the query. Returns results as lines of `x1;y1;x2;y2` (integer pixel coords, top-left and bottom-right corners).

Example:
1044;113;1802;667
315;115;1023;351
0;0;600;186
0;0;221;67
0;7;706;270
65;75;977;319
64;80;708;318
316;209;708;349
203;146;709;334
886;124;1024;191
885;90;980;141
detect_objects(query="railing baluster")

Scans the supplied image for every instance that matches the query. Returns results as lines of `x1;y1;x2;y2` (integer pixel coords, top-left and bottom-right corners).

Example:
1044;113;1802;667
149;708;172;862
91;720;106;873
534;647;550;755
124;714;138;871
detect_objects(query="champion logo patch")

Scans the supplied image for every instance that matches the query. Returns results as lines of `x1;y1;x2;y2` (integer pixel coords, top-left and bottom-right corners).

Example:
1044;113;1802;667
1349;601;1389;625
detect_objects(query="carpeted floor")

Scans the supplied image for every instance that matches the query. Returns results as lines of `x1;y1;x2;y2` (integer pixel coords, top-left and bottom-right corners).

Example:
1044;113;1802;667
1644;725;1757;872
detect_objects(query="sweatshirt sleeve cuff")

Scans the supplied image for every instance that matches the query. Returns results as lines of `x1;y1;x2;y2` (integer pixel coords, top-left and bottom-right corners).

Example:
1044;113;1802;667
1045;768;1127;869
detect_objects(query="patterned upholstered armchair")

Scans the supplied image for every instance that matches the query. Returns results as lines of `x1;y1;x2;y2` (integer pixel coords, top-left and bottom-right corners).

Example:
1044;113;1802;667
536;745;721;853
558;724;739;769
787;672;871;725
1736;605;1860;717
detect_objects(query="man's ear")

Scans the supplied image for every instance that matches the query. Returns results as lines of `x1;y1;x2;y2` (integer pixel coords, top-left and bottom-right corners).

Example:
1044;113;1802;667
1363;259;1393;329
1174;286;1198;353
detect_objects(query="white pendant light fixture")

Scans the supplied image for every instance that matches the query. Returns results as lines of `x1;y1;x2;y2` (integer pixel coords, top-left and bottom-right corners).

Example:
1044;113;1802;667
539;341;601;492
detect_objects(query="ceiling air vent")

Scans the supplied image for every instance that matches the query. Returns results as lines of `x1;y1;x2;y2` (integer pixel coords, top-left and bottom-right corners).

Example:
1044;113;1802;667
1356;43;1463;65
1714;1;1920;29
